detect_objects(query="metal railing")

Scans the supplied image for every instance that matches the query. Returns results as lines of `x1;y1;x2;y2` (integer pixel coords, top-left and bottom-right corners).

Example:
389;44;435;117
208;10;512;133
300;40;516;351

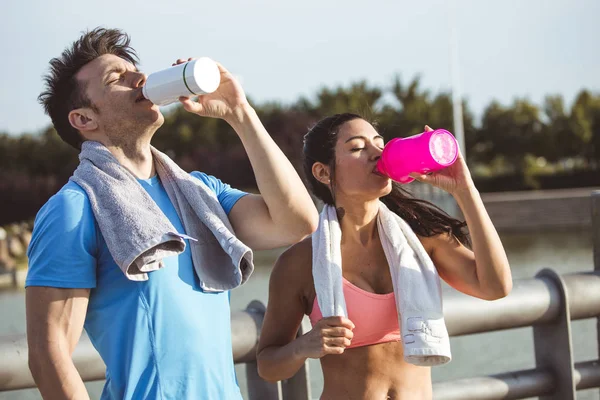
1;191;600;399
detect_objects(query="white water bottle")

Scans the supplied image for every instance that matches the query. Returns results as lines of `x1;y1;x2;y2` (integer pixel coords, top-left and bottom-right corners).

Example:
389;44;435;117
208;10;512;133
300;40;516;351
142;57;221;106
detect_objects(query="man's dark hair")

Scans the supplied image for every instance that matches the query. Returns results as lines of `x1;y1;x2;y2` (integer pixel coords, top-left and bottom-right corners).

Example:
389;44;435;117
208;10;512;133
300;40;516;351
38;27;139;150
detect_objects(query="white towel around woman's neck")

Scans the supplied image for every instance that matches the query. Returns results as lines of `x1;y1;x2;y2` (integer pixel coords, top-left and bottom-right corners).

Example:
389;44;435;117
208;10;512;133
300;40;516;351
312;202;451;366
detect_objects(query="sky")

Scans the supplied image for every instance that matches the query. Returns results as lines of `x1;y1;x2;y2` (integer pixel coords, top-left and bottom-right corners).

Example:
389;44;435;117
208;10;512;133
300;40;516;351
1;0;598;135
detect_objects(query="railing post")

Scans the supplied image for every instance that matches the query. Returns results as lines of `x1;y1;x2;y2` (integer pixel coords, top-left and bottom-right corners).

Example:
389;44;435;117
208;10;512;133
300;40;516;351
533;269;576;399
281;317;312;400
244;301;282;400
593;191;600;273
592;191;600;398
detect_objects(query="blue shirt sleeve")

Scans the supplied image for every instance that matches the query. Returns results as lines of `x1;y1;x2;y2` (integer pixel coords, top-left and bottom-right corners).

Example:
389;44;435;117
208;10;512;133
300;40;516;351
190;172;249;214
25;183;98;289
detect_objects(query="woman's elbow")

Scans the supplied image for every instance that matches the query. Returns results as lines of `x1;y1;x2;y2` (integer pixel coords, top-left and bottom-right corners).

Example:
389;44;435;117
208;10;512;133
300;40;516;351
257;369;280;383
499;278;513;298
496;267;513;299
483;279;513;301
256;355;282;383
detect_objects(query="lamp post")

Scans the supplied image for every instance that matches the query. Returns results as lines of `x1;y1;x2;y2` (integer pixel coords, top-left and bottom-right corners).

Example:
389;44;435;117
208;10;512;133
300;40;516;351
448;0;466;159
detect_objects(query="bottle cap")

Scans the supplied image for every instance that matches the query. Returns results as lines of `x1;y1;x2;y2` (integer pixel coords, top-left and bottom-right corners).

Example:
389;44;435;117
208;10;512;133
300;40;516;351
429;130;458;166
184;57;221;95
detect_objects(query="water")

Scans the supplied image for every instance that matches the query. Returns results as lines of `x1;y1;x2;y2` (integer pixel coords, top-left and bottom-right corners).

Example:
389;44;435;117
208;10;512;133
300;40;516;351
0;229;597;400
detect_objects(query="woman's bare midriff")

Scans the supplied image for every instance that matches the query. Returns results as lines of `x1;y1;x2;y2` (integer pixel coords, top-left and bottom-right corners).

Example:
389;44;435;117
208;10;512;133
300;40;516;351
297;236;435;400
319;340;432;400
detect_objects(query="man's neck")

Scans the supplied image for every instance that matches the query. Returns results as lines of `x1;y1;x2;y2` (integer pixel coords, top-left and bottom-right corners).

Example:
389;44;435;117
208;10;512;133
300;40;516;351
106;140;155;180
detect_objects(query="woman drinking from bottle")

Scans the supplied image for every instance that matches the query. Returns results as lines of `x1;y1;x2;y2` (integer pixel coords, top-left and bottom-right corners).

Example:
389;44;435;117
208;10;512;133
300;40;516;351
256;113;512;400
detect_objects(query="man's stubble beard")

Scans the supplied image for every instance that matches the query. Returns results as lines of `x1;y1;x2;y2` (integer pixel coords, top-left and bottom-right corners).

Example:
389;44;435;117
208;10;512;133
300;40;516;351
103;108;164;156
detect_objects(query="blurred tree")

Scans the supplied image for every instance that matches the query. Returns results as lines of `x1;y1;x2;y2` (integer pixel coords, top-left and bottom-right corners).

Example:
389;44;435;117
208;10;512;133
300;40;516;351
1;81;599;225
299;80;383;121
570;90;600;168
479;98;543;175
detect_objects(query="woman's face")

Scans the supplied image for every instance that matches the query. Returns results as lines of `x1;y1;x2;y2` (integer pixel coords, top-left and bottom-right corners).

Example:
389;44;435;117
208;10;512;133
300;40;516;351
330;118;392;202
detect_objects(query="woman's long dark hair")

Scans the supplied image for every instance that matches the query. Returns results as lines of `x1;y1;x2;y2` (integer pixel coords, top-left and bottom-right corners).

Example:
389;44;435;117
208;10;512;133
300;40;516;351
303;113;470;245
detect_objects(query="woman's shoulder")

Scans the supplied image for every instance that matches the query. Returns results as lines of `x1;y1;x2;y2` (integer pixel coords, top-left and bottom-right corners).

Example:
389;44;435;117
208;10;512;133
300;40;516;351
270;237;313;284
280;236;313;261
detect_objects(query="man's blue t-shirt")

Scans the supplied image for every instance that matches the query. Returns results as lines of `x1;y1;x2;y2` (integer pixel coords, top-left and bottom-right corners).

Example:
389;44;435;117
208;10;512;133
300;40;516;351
26;172;248;400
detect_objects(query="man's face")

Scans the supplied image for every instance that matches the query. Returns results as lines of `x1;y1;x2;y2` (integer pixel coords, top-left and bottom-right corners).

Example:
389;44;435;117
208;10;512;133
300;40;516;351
75;54;164;144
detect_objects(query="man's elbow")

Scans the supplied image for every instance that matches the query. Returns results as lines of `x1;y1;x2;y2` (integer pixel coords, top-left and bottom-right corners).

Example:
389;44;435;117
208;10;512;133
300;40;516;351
277;215;318;246
28;342;65;379
293;209;319;241
307;208;319;234
28;347;47;382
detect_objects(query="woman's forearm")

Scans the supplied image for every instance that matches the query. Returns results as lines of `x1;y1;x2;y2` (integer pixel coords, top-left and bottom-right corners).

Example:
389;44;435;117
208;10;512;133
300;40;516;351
257;339;309;382
454;185;512;298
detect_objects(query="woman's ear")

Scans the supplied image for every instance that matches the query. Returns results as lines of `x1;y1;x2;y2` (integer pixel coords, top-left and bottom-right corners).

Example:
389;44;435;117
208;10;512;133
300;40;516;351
312;162;331;186
68;107;98;133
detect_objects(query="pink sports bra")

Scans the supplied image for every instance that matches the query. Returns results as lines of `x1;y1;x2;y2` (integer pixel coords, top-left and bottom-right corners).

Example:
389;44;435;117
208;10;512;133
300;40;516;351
308;277;401;349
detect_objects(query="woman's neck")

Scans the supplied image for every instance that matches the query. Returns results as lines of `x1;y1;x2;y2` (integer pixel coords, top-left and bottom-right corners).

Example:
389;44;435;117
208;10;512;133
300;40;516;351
336;197;380;247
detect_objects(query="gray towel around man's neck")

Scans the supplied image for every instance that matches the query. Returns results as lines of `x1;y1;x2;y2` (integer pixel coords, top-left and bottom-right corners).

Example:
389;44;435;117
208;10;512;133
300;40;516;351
70;140;253;292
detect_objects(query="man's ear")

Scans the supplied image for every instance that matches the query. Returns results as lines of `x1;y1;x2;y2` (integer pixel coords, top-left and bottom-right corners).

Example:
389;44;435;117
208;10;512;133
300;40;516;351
68;108;98;133
312;162;331;186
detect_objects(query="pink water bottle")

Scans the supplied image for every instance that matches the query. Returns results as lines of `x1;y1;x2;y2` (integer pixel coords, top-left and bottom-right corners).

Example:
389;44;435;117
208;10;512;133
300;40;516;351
376;129;459;184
